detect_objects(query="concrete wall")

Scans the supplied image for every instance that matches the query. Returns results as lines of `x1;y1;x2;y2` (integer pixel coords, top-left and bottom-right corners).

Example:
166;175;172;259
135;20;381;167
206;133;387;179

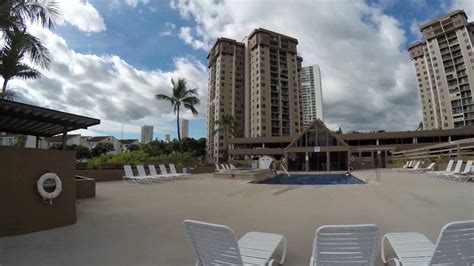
76;176;96;199
76;169;123;182
0;146;76;237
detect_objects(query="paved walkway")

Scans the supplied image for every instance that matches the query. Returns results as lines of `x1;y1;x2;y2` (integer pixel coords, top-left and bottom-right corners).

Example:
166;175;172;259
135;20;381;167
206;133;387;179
1;170;473;265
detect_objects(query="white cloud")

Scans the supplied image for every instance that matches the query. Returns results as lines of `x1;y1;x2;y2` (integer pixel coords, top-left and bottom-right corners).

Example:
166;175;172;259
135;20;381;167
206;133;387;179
179;26;205;49
170;0;421;131
56;0;106;32
160;22;176;36
449;0;474;19
409;19;423;39
2;25;208;138
125;0;150;8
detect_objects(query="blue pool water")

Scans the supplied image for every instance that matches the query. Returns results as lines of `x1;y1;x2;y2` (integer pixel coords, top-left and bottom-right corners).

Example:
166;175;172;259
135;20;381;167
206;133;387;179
258;174;365;185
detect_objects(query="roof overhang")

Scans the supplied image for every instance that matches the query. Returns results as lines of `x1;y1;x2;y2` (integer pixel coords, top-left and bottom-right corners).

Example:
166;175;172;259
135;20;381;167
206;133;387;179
0;99;100;137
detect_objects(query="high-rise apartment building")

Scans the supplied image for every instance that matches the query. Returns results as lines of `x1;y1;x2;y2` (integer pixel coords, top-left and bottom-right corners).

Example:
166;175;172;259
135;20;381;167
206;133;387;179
301;65;323;126
408;10;474;129
207;38;246;162
246;29;303;138
206;29;303;162
140;125;153;143
181;119;189;139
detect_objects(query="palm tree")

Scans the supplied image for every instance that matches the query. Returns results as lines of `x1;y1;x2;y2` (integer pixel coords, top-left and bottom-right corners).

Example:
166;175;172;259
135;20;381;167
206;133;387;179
0;88;17;100
1;30;41;98
213;114;241;162
0;0;59;98
0;0;59;33
156;78;200;142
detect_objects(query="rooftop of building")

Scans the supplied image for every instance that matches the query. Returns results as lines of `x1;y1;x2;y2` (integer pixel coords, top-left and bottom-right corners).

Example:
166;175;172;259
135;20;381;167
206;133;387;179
118;139;139;145
87;136;115;142
1;170;472;265
340;126;474;140
47;134;82;143
248;28;299;43
419;9;467;30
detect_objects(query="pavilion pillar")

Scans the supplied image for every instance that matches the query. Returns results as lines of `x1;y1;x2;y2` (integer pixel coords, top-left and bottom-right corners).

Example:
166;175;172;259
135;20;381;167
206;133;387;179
305;152;309;172
35;136;40;149
326;151;330;171
62;127;67;150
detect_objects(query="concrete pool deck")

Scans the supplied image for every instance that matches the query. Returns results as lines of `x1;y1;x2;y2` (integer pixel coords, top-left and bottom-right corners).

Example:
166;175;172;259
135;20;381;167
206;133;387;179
1;169;473;265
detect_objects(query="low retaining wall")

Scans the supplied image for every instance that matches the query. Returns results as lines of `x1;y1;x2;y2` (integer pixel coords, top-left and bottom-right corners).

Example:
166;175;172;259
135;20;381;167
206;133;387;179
76;176;96;199
76;169;123;182
77;166;215;182
0;146;76;237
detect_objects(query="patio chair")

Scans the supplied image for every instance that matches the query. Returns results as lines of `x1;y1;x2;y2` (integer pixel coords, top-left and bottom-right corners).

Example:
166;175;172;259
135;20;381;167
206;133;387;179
215;163;222;172
428;159;453;176
230;163;237;169
220;164;229;170
392;161;410;171
123;165;149;183
136;164;157;182
183;219;286;266
159;164;178;179
381;220;474;266
310;224;379;266
148;164;170;182
415;162;435;173
403;161;421;172
440;160;463;178
169;163;190;177
450;160;473;182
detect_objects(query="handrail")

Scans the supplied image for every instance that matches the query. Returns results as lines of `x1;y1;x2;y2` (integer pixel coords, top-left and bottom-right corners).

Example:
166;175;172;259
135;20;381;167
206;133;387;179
281;165;290;176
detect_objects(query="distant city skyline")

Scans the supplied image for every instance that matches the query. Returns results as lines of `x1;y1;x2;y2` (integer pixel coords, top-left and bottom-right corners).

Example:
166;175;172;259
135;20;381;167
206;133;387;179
2;0;473;138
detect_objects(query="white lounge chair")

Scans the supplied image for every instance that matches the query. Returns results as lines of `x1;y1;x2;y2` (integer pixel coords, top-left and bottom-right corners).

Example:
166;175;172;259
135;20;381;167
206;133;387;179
230;163;237;169
403;161;421;172
215;163;222;172
440;160;463;178
159;164;177;179
136;164;158;182
310;224;379;266
428;159;453;176
415;162;435;173
169;163;190;177
183;219;286;266
381;220;474;266
148;164;169;182
220;164;229;170
123;165;149;183
450;160;473;182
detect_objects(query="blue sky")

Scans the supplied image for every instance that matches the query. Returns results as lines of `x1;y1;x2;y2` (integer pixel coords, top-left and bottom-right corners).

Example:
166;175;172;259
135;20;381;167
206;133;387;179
4;0;473;140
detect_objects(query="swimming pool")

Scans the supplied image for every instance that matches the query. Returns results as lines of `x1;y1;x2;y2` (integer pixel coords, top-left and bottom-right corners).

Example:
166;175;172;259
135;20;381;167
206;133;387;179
257;174;365;185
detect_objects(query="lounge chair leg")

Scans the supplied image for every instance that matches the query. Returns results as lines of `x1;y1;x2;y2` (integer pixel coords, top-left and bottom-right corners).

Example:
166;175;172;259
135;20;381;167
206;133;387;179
277;236;287;265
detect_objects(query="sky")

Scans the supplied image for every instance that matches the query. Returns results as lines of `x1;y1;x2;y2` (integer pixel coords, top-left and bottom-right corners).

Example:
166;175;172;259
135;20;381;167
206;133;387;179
3;0;474;140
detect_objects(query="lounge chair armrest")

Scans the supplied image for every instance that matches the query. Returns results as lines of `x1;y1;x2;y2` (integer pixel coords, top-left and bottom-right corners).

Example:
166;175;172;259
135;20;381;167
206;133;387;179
267;259;275;265
381;234;401;266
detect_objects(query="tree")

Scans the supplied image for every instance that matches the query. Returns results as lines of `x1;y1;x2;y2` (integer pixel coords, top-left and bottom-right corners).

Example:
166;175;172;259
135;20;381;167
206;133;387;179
91;142;114;157
156;78;200;142
416;121;423;131
12;134;26;147
0;30;42;97
0;88;16;100
0;0;59;98
213;114;241;162
49;144;92;159
128;144;139;152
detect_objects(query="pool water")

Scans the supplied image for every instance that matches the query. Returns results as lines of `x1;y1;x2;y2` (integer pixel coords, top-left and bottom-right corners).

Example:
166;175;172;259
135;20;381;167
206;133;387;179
258;174;365;185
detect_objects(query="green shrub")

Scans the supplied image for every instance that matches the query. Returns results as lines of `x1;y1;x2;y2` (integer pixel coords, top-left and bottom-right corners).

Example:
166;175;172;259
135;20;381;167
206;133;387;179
86;151;197;169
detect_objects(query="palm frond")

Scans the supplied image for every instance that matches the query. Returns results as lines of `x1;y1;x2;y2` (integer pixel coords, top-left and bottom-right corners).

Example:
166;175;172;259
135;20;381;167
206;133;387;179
0;89;17;100
183;102;198;115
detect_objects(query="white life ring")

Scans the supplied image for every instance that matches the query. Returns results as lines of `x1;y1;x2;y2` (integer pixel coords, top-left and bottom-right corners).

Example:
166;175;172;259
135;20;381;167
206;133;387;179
282;157;286;163
351;157;355;162
37;173;62;201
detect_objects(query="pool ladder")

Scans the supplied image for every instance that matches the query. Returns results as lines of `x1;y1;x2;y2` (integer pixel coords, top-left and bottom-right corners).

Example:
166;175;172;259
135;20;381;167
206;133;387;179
281;165;291;176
